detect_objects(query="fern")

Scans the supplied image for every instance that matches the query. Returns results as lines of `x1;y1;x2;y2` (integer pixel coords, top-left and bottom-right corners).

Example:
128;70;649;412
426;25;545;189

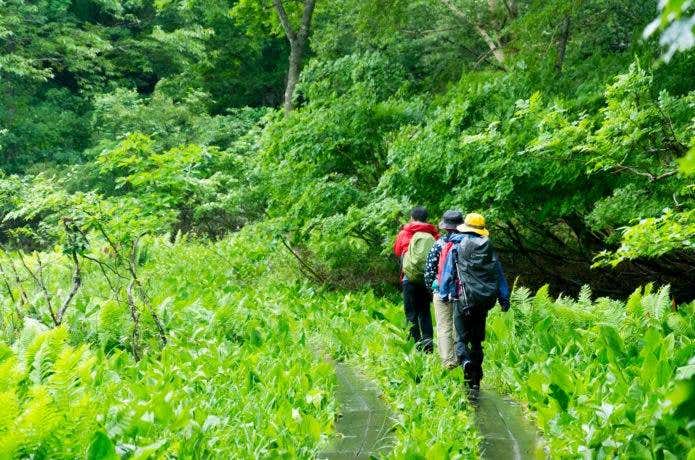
511;286;532;319
0;390;19;432
666;312;691;337
12;387;60;455
47;345;96;408
642;285;671;322
0;356;21;392
625;286;643;317
97;299;129;350
26;327;69;385
577;284;592;308
12;318;48;368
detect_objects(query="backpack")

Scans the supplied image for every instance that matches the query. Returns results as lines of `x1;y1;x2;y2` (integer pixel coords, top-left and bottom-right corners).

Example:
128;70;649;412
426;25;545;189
402;231;436;282
437;241;455;285
454;235;499;311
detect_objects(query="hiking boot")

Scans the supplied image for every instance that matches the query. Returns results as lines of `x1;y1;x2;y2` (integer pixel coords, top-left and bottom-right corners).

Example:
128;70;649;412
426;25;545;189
417;339;434;354
461;359;473;381
468;384;480;404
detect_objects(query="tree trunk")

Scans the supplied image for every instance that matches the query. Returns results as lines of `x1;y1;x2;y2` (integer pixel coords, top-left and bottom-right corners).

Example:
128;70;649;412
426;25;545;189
273;0;317;113
474;23;506;66
439;0;506;68
284;43;302;113
555;15;571;73
503;0;518;18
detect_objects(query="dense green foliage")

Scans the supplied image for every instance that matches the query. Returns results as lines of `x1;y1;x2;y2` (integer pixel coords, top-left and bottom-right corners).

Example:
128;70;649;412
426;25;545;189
486;284;695;457
2;0;693;296
1;0;694;457
1;230;692;457
0;230;483;458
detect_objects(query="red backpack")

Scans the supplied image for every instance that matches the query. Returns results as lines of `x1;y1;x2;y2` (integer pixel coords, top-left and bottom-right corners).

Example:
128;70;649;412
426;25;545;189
437;241;455;285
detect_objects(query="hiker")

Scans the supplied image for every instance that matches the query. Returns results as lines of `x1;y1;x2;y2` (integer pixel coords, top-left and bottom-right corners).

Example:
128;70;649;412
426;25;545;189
393;206;439;352
438;213;510;393
424;210;464;369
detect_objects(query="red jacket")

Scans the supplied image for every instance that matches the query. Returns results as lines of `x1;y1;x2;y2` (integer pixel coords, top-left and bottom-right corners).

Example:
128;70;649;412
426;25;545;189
393;222;440;257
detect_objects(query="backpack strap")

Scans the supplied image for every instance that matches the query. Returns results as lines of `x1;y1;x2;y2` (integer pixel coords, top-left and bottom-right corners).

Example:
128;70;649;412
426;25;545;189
437;241;454;285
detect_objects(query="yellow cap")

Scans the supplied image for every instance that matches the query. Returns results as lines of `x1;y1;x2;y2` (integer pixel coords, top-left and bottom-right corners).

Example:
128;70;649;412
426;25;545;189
456;213;490;237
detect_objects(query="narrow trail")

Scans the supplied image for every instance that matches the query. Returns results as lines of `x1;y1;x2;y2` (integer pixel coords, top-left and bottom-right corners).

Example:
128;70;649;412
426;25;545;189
318;363;395;459
475;389;543;460
317;362;541;459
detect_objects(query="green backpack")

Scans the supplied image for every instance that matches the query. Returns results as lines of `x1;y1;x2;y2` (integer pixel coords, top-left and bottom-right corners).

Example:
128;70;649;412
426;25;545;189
402;232;436;282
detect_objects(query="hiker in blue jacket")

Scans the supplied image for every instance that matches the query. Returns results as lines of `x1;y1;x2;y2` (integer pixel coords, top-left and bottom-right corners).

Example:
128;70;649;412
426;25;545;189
424;210;464;369
438;213;510;394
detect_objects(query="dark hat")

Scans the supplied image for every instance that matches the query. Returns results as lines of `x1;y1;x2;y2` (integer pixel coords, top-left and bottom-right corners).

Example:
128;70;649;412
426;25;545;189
439;210;464;230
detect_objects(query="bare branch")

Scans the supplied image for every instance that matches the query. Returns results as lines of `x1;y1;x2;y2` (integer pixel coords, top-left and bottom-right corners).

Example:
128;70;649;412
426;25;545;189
296;0;317;46
439;0;507;67
56;251;81;323
502;0;517;18
555;15;571;73
128;234;167;347
19;252;58;326
0;262;16;303
279;234;325;283
126;277;141;361
273;0;297;43
6;258;30;308
611;165;678;181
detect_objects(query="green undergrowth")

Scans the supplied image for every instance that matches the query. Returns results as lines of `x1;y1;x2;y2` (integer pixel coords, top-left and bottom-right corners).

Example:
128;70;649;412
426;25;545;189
305;289;480;458
0;230;481;459
1;230;693;458
485;285;695;458
0;232;336;458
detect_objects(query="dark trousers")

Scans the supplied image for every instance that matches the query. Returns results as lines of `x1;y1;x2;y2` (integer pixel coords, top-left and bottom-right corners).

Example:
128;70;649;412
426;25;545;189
453;302;488;386
402;279;434;351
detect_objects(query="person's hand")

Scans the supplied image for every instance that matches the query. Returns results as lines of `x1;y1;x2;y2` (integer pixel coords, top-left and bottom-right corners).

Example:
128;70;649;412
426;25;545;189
500;299;510;312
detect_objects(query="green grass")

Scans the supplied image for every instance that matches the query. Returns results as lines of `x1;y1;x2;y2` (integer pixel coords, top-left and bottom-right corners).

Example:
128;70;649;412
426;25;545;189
1;229;693;458
0;230;480;458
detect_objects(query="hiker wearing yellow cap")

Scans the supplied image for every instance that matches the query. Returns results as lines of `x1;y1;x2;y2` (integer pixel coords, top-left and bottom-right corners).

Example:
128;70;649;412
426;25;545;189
457;212;489;237
436;212;510;397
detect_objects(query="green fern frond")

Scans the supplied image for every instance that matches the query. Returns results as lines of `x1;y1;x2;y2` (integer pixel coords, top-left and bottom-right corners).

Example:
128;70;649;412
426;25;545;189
24;326;68;379
552;304;593;327
666;312;691;336
47;345;97;411
98;299;129;350
625;286;643;318
0;356;21;391
13;386;60;454
596;297;625;324
0;430;23;458
0;390;19;432
0;343;12;363
577;284;592;308
13;318;49;368
642;285;671;322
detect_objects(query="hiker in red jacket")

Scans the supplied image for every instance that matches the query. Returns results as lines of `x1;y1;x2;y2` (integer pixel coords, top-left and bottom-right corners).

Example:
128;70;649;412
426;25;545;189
394;206;439;352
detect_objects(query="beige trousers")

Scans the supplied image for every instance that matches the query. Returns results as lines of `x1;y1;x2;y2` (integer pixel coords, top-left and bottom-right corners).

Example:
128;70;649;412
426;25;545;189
433;294;458;368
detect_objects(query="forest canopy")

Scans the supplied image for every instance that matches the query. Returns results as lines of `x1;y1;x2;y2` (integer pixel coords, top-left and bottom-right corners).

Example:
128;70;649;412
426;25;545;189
1;0;694;298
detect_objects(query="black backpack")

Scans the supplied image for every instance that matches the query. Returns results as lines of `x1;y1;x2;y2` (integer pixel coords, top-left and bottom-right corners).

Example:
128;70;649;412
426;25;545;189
454;235;499;312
